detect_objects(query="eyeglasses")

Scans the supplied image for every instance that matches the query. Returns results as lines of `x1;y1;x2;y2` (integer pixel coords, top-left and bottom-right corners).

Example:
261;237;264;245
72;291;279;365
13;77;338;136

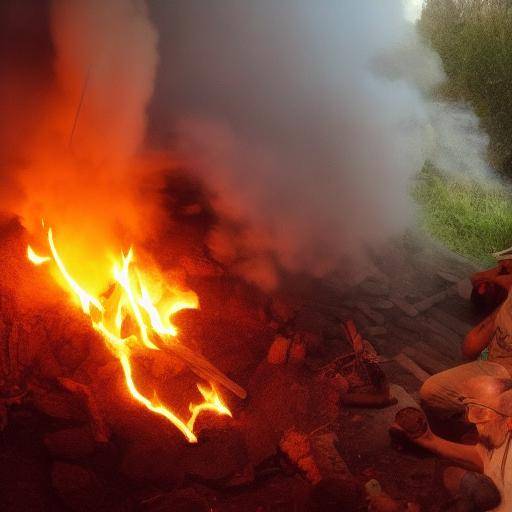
464;402;507;424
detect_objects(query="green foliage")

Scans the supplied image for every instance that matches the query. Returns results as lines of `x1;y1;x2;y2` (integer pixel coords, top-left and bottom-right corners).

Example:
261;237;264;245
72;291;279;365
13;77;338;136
413;163;512;265
419;0;512;174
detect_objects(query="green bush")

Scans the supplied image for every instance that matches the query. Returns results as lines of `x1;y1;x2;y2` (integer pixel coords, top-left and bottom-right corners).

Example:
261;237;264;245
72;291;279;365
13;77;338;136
419;0;512;175
413;163;512;265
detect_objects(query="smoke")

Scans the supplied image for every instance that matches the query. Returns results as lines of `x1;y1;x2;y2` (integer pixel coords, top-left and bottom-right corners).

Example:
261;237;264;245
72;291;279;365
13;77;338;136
0;0;161;295
50;0;158;165
147;0;492;289
0;1;493;293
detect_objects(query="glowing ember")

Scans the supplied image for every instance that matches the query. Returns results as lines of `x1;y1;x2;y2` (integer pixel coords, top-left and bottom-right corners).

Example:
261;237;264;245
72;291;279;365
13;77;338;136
28;227;231;443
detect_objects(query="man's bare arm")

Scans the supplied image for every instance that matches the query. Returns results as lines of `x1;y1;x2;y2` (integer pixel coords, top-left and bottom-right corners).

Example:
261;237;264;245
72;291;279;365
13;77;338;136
462;309;498;360
416;432;483;472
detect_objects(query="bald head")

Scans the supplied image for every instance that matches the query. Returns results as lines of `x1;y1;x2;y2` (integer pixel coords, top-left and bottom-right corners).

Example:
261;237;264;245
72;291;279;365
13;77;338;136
464;376;512;415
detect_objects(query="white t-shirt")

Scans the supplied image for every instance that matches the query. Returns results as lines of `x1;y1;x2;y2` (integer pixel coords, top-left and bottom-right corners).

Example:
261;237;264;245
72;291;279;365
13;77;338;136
478;440;512;512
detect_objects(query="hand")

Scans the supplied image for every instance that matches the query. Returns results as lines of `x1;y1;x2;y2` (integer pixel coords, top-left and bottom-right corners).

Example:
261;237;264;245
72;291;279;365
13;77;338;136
389;420;433;446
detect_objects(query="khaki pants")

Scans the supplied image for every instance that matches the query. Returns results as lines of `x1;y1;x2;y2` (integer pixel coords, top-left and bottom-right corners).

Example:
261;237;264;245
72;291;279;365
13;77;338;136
420;360;510;418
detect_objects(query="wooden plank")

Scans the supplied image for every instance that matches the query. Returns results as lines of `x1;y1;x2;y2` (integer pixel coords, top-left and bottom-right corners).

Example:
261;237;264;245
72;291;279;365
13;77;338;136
414;340;456;368
402;345;451;375
427;333;463;364
437;271;462;284
394;353;431;383
413;286;457;313
155;339;248;399
457;279;473;301
356;302;386;325
389;295;418;317
420;316;461;346
429;307;472;337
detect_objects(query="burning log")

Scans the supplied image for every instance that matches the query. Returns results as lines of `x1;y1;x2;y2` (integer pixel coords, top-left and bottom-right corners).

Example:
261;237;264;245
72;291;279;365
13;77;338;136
27;226;241;443
156;340;247;400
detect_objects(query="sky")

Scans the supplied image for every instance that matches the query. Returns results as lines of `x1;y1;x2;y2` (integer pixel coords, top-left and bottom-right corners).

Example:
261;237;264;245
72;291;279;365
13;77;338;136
403;0;424;22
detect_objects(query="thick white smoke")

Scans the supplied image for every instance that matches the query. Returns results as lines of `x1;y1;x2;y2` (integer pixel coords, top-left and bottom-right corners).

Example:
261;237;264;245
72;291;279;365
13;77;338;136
1;1;491;292
147;0;492;289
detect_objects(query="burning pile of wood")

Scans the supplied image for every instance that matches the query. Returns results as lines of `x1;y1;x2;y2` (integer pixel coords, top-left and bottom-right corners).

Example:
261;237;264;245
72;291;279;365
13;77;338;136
0;215;484;511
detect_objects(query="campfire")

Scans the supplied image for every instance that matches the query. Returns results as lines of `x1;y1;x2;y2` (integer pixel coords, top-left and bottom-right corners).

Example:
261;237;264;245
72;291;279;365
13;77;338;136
1;2;493;511
27;225;238;443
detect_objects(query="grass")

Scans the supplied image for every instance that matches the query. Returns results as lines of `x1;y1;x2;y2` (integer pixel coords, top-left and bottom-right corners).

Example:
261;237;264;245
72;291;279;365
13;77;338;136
412;164;512;266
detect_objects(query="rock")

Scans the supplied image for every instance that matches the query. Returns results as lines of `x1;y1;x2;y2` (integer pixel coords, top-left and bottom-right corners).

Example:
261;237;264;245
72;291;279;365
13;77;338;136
138;488;209;512
183;428;249;483
280;430;351;484
280;428;321;483
44;426;96;460
52;462;131;512
310;432;352;481
30;385;86;421
54;332;90;372
51;463;102;512
121;440;184;487
267;336;291;364
365;479;383;497
35;345;64;380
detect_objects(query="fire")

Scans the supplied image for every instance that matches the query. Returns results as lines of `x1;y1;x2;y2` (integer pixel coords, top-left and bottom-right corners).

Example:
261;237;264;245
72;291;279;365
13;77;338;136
27;246;51;265
27;227;231;443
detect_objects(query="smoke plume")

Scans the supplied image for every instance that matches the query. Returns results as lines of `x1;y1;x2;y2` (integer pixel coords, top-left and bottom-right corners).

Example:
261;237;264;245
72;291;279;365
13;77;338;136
148;0;492;288
1;0;161;295
0;1;493;292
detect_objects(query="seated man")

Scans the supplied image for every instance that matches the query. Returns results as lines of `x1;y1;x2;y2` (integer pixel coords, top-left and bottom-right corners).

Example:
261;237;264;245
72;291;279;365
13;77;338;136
420;272;512;422
395;376;512;511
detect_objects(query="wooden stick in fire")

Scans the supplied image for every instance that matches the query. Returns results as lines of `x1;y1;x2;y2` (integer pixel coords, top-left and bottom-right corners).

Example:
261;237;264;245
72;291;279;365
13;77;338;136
153;335;247;400
101;284;247;399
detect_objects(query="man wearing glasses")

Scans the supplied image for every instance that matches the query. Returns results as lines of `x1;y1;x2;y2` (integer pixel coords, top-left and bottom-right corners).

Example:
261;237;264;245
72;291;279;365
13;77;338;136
420;269;512;426
395;376;512;511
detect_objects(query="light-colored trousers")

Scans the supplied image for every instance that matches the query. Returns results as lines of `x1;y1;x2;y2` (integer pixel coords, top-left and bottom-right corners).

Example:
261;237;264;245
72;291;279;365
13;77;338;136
420;360;510;418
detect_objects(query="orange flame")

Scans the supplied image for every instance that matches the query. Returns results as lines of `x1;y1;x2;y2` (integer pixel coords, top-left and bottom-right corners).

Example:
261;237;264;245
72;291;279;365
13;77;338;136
27;246;51;265
28;227;229;443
